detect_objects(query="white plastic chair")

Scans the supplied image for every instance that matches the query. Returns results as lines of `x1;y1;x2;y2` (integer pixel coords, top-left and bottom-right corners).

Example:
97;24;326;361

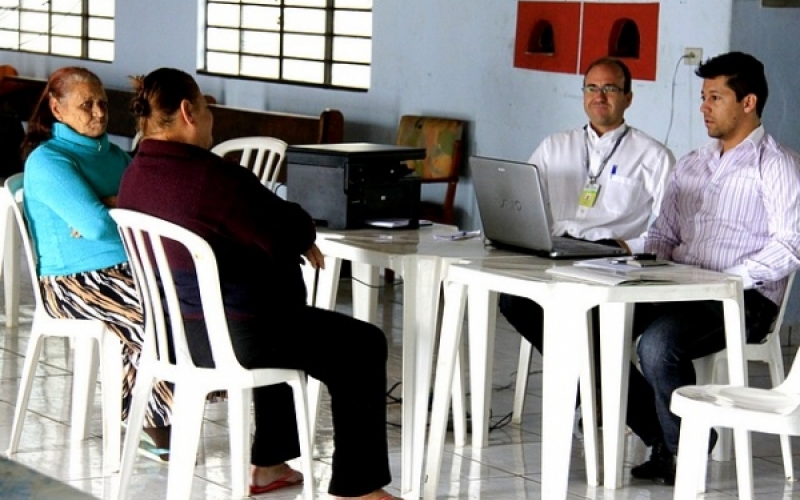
0;183;21;327
4;173;124;475
109;208;315;500
211;136;288;192
693;271;796;468
671;334;800;500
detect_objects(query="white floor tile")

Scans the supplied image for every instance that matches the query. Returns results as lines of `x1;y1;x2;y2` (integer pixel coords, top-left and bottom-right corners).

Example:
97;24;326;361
0;265;798;499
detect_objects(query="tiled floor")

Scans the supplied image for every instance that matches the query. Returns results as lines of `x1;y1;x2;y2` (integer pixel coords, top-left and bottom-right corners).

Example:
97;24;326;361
1;259;800;499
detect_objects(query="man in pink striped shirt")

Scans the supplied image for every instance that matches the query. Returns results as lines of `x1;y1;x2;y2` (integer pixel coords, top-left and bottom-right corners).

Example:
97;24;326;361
626;51;800;485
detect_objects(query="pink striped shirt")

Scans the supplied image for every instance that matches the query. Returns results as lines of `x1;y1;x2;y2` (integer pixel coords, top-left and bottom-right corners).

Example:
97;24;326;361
645;126;800;305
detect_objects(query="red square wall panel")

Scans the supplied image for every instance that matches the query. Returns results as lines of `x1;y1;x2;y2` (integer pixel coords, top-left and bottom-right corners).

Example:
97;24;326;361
580;3;659;81
514;1;581;74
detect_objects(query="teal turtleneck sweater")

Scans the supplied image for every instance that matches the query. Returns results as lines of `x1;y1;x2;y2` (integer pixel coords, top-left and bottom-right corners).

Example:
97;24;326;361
23;122;131;276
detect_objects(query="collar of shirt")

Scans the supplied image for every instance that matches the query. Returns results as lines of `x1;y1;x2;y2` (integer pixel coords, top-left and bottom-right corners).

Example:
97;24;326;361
585;121;628;148
701;124;765;160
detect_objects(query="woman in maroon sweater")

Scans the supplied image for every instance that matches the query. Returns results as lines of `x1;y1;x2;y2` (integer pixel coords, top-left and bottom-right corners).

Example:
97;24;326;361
118;68;399;500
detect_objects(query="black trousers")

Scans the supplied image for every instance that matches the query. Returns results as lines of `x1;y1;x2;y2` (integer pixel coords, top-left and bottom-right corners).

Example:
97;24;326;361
185;306;391;497
498;294;604;407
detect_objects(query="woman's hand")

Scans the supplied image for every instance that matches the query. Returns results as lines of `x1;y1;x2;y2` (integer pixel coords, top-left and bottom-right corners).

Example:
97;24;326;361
303;244;325;270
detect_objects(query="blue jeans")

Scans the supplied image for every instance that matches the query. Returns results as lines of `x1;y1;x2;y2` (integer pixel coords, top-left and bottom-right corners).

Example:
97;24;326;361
628;290;778;454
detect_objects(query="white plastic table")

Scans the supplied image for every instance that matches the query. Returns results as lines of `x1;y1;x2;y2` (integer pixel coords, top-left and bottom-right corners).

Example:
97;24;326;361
302;225;520;500
423;258;749;499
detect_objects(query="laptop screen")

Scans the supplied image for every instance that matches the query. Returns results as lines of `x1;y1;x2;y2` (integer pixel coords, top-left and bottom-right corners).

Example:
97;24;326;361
470;155;556;252
470;155;627;259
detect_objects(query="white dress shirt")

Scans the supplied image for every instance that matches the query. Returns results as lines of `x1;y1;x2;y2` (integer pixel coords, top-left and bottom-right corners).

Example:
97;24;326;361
646;126;800;305
529;123;675;254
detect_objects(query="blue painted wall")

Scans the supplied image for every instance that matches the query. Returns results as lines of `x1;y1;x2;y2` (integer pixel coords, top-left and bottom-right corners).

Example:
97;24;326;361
732;0;800;326
5;1;783;231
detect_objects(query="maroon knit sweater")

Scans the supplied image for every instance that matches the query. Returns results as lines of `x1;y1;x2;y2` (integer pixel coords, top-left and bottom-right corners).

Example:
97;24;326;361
118;139;316;319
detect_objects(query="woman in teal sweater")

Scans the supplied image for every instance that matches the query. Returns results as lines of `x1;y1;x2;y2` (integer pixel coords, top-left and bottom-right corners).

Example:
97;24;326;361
21;67;173;457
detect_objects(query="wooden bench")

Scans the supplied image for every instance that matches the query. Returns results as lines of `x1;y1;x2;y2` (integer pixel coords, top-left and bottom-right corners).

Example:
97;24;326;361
0;71;344;147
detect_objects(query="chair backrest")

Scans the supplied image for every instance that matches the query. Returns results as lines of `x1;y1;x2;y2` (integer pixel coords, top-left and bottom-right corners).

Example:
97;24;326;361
395;115;465;224
211;136;288;192
3;173;46;310
109;208;244;375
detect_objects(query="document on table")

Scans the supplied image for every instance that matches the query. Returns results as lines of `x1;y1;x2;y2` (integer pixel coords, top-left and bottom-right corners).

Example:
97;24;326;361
545;266;677;286
573;257;675;273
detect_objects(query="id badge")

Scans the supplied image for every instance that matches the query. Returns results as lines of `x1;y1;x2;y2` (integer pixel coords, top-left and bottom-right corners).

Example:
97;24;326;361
578;182;601;208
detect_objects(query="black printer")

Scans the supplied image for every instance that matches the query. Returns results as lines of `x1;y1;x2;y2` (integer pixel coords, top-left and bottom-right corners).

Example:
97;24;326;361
286;142;425;229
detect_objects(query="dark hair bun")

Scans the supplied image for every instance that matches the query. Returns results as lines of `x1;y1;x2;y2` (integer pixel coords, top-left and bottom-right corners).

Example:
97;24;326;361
130;95;150;118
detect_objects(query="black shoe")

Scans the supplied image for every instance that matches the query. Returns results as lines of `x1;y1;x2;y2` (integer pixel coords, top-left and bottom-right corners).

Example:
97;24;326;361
631;441;676;485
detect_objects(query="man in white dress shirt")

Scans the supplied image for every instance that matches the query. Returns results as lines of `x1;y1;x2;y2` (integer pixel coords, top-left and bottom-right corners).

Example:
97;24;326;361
627;51;800;485
499;57;675;361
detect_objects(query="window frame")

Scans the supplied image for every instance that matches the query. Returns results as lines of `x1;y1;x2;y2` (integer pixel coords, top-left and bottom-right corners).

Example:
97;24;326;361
198;0;372;92
0;0;115;62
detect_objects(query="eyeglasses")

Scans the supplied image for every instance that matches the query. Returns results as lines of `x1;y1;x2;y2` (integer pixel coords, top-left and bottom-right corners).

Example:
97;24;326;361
582;84;625;95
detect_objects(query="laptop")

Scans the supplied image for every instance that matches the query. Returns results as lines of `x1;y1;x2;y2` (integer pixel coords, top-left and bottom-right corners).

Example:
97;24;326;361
471;155;628;259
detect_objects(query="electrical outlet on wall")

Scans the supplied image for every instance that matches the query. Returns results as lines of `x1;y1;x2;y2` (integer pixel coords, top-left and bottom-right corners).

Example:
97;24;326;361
684;47;703;65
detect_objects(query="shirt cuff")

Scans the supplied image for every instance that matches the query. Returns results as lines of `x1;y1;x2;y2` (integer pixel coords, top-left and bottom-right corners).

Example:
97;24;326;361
723;264;754;289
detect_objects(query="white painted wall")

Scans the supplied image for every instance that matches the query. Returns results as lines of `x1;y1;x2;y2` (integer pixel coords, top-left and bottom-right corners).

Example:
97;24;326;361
2;0;741;229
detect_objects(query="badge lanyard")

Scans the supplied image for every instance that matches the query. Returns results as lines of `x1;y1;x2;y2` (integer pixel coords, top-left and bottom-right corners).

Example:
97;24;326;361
578;125;630;209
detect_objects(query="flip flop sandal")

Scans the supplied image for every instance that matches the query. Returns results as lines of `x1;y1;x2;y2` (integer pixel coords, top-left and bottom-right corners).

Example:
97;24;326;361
249;469;303;495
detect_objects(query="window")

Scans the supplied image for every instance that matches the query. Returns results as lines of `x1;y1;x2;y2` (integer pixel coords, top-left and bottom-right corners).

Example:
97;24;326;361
0;0;115;62
200;0;372;91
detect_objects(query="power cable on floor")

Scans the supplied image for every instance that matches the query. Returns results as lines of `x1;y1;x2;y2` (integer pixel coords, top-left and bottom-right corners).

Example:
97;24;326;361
384;381;518;432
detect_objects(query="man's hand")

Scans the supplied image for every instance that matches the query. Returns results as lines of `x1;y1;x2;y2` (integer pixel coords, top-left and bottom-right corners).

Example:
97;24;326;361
303;244;325;270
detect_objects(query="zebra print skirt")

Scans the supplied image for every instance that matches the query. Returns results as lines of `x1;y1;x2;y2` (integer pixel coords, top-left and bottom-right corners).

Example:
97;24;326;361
39;263;173;428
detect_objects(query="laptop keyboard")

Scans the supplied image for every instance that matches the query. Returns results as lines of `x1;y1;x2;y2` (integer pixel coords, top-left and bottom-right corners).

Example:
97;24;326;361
552;236;621;252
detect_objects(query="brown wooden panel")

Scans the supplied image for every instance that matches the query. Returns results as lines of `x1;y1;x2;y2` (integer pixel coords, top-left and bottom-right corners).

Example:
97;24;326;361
0;75;136;136
0;73;344;149
209;104;343;147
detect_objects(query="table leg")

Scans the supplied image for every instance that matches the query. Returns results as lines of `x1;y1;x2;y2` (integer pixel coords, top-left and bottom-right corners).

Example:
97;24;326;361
401;256;442;500
451;344;467;447
422;281;467;500
350;261;379;324
723;292;753;498
599;302;633;489
467;287;498;450
721;294;748;386
540;294;581;499
578;308;599;487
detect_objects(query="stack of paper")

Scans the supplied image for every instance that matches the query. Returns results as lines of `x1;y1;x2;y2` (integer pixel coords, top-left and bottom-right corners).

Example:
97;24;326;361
573;257;672;273
545;266;677;286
